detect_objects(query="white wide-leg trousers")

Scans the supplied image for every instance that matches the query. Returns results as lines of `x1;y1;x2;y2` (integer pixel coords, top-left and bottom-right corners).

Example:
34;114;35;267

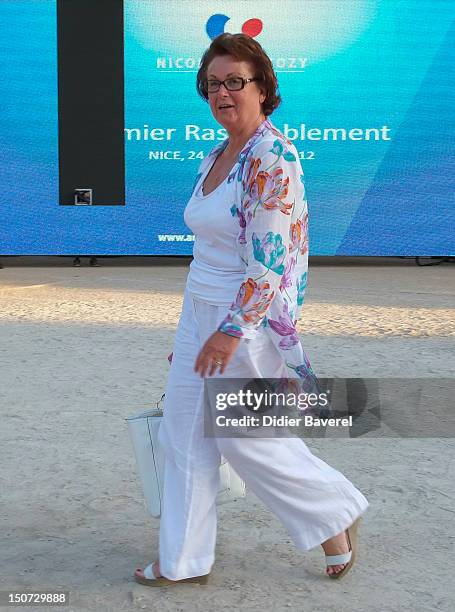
157;288;369;580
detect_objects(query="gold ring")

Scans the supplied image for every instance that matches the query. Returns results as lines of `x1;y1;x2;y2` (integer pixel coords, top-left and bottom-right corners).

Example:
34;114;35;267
214;359;223;366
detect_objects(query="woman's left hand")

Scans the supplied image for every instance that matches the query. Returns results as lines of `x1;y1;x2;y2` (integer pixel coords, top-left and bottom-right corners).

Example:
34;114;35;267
194;330;241;377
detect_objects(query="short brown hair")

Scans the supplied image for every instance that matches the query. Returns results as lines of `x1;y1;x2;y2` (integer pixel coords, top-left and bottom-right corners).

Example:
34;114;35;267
196;33;281;117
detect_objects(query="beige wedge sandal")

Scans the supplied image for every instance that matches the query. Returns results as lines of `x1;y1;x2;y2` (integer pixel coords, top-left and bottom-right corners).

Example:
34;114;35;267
134;562;210;587
325;516;362;580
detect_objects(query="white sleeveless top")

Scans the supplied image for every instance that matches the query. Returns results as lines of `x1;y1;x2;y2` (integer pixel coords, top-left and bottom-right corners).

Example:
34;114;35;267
183;155;245;306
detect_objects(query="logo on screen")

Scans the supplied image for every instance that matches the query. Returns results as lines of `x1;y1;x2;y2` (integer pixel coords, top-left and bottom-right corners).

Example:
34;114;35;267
206;14;263;40
154;14;306;71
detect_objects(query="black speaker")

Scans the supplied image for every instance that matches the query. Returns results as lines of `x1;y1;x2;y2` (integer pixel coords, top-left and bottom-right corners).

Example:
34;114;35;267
57;0;125;205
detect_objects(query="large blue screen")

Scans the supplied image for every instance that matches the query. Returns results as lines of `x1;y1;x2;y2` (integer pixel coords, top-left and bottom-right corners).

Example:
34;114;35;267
1;1;454;255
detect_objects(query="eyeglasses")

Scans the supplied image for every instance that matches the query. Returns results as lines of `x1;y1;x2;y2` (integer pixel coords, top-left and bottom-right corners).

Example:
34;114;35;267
204;76;261;94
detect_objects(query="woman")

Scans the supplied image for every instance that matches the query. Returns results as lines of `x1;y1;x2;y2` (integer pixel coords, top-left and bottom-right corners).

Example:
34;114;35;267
134;33;369;586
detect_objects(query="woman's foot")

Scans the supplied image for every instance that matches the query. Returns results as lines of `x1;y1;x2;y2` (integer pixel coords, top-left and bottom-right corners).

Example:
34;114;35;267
321;529;351;576
133;561;211;586
134;560;161;580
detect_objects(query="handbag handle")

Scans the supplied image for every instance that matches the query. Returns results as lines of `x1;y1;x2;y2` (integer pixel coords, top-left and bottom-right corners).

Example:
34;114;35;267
155;393;165;412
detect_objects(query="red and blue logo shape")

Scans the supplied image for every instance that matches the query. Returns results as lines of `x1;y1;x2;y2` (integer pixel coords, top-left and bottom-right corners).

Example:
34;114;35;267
206;14;263;40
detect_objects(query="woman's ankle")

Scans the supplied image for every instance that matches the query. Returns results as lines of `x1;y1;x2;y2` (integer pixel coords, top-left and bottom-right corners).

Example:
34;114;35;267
321;530;349;555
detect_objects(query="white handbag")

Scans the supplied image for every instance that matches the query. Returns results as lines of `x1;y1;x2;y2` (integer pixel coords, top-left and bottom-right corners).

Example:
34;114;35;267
126;394;246;518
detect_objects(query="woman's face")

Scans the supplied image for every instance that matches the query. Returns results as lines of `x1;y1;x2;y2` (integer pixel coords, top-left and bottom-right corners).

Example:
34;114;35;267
206;55;266;134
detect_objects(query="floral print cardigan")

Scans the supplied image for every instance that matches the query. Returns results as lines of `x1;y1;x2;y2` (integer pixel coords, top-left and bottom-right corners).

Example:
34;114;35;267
191;118;320;393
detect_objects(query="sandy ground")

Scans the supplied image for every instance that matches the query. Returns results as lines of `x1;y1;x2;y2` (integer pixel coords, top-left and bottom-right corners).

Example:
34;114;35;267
1;256;454;612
